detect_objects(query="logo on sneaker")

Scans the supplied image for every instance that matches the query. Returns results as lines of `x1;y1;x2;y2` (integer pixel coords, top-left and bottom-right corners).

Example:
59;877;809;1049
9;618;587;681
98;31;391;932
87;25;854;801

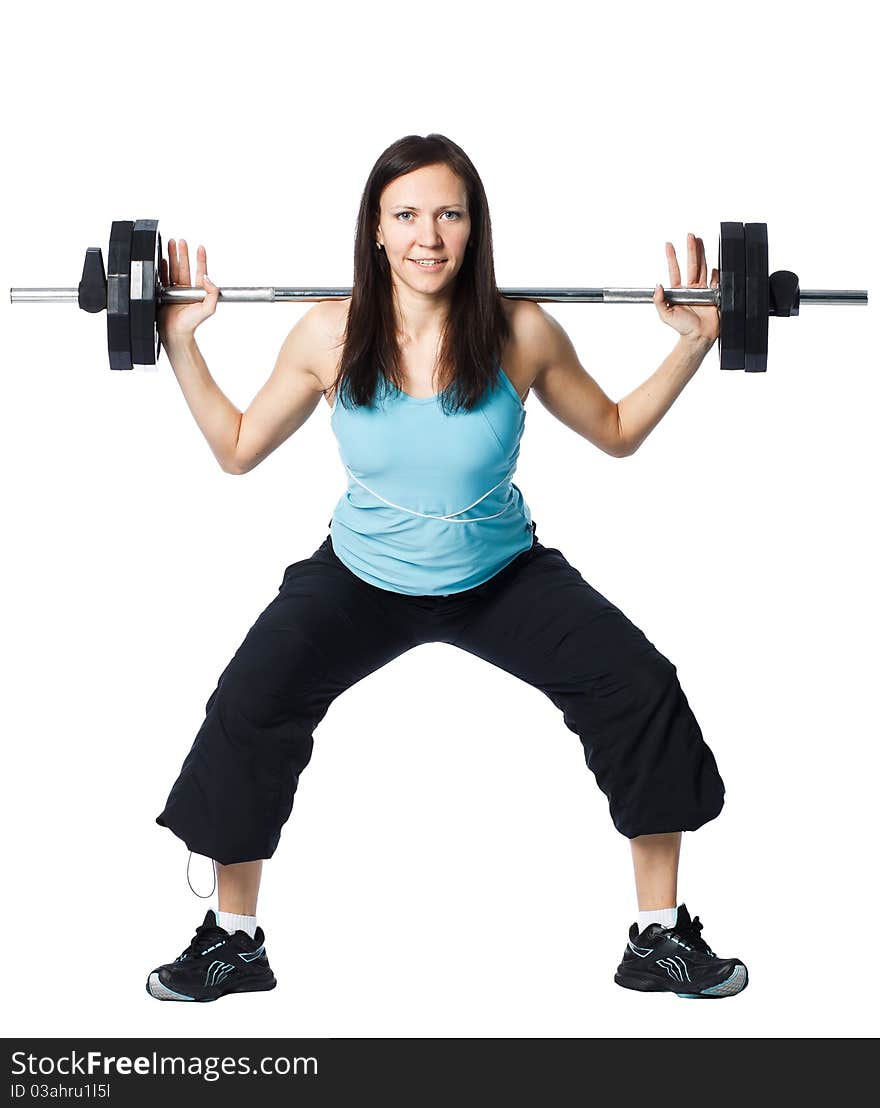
237;944;266;963
656;955;692;983
205;960;236;987
199;940;227;955
627;940;653;958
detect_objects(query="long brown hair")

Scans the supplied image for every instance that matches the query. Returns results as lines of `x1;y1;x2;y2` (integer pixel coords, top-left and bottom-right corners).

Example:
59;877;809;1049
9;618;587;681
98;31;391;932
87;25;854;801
330;133;511;415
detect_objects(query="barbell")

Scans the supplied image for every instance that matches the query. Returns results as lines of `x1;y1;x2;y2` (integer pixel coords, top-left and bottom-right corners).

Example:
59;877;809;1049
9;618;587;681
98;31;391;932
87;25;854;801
10;219;867;373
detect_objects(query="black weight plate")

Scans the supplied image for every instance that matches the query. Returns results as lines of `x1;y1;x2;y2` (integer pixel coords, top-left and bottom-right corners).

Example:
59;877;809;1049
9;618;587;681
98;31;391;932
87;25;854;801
107;220;134;370
744;222;769;372
130;219;160;366
718;222;745;370
155;228;163;362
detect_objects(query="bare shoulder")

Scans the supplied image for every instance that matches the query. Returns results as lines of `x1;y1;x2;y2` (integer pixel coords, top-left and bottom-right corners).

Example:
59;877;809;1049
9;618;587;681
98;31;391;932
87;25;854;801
499;296;553;403
306;298;351;402
501;295;556;343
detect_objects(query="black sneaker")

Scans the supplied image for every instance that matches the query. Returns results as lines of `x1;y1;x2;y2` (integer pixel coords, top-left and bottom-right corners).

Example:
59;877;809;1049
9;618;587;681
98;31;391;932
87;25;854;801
614;903;748;999
146;910;277;1002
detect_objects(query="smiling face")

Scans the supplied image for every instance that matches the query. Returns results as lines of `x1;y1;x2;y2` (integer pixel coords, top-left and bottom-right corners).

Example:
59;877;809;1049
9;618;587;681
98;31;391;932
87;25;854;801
375;162;472;298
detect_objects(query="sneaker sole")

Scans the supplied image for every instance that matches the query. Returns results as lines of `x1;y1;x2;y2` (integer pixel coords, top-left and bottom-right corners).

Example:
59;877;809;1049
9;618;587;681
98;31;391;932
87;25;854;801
146;971;278;1002
614;963;748;998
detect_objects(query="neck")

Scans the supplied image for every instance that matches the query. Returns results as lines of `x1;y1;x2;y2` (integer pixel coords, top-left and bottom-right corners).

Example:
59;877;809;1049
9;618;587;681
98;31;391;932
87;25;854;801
390;280;453;345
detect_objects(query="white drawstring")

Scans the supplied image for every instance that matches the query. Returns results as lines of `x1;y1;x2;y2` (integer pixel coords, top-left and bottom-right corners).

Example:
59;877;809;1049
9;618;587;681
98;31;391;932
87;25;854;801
187;851;217;899
343;463;517;522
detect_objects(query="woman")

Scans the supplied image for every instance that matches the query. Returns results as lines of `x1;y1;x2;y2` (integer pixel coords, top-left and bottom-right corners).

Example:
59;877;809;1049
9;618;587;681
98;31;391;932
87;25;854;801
147;133;747;1003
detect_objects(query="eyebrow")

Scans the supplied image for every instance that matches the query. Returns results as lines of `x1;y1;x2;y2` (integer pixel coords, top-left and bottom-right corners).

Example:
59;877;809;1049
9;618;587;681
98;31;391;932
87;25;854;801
389;204;466;212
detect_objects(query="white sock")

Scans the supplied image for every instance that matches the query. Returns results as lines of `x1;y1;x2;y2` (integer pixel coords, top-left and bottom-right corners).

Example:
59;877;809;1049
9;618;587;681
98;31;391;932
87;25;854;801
216;910;258;939
638;905;678;932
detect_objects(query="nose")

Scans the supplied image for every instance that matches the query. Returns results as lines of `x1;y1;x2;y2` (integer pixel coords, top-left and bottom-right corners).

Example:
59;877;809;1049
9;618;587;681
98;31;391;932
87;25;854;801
416;217;443;248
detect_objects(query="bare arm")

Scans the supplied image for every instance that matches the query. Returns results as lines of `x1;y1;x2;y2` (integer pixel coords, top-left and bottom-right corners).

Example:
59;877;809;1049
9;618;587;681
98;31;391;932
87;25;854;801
617;234;719;454
526;234;719;456
163;303;331;474
162;334;244;472
616;334;714;455
229;305;333;473
522;303;626;457
519;293;715;457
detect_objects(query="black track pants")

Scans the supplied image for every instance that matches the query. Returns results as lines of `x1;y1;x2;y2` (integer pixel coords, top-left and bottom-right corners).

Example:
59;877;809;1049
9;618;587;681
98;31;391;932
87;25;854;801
156;523;725;864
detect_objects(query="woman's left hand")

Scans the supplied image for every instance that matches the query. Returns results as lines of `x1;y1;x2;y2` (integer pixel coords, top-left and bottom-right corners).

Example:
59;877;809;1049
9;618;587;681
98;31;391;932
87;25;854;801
653;232;719;346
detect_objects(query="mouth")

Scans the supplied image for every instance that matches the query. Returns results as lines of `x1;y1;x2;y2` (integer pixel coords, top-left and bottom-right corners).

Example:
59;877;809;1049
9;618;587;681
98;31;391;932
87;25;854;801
408;258;447;270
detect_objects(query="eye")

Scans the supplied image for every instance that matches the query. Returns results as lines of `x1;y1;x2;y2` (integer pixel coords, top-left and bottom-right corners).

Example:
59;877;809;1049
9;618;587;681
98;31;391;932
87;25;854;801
394;211;463;222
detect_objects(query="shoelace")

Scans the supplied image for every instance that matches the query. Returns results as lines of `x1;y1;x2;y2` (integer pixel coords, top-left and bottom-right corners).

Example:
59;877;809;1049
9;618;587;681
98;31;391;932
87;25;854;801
669;915;716;958
175;921;230;963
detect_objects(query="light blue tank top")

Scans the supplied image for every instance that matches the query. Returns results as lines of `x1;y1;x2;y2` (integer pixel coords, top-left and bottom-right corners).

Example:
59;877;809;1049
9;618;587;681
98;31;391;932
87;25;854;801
329;367;533;595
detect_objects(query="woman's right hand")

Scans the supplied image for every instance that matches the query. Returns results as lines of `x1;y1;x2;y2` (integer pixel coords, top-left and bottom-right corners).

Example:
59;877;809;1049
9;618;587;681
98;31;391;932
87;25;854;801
158;238;220;344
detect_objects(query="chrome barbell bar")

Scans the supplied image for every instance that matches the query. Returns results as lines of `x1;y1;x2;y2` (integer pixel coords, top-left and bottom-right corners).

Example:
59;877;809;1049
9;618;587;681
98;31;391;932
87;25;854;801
9;285;869;306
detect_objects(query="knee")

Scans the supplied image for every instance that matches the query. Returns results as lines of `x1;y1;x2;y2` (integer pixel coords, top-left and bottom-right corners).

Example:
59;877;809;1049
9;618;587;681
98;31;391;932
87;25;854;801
597;647;679;716
636;650;680;704
210;661;311;731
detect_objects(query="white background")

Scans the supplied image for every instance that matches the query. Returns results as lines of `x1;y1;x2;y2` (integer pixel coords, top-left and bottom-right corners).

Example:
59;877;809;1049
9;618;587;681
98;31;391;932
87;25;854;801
2;0;877;1039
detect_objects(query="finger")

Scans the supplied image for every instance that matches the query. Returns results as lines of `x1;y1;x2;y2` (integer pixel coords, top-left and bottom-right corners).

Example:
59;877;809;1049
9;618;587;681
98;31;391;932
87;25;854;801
655;283;674;314
198;245;218;302
159;256;169;288
696;236;707;285
710;266;719;289
202;272;220;302
666;242;682;287
168;239;178;284
687;231;698;285
177;238;192;286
